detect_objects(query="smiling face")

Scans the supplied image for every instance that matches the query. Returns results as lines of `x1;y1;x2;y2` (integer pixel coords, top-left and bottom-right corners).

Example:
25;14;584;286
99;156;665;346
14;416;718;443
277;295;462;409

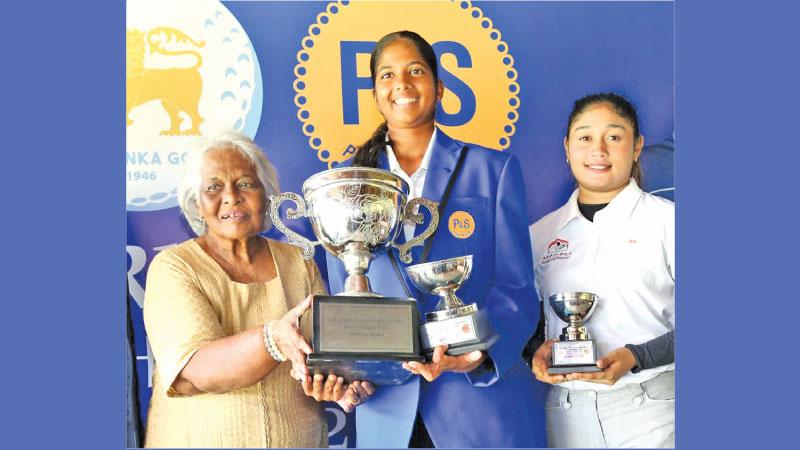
372;38;443;132
564;103;644;203
197;148;266;242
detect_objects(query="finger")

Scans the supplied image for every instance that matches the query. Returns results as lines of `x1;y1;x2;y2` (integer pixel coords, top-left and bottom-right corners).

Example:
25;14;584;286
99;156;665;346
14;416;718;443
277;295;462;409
533;364;568;384
337;390;356;413
542;371;566;384
352;380;366;394
531;362;548;380
534;340;555;358
431;345;448;364
403;361;420;374
532;352;548;368
531;349;563;383
273;325;313;358
532;357;550;377
567;370;604;382
569;374;612;385
322;373;336;389
345;384;359;403
289;297;312;333
323;373;337;396
291;354;310;378
533;342;572;384
340;400;354;413
288;329;313;355
332;376;345;401
301;375;313;396
595;357;610;370
312;373;325;400
351;380;368;400
457;350;483;368
416;363;438;382
467;350;483;362
360;381;375;396
291;295;314;316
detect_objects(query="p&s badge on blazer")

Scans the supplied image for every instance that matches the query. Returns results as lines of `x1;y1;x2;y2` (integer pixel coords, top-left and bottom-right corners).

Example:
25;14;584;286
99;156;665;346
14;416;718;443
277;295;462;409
448;211;475;239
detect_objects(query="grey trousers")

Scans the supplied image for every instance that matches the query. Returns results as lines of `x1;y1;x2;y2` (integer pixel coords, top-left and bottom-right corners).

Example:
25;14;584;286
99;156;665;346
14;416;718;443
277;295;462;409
545;371;675;448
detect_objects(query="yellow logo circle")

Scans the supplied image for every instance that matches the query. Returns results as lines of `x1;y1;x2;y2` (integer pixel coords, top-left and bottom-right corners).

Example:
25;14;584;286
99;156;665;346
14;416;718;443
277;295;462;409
294;0;520;168
448;211;476;239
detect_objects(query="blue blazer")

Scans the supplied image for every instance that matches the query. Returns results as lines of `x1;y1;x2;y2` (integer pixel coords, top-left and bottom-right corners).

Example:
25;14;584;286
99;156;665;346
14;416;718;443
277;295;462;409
326;130;547;448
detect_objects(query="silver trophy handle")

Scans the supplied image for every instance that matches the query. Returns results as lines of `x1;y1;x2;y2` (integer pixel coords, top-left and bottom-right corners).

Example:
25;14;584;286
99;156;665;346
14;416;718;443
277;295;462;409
268;192;318;260
392;198;440;264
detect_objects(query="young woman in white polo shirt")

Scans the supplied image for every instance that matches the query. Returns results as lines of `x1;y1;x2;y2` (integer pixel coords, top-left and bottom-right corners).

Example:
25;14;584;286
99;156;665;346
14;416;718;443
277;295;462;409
529;93;675;448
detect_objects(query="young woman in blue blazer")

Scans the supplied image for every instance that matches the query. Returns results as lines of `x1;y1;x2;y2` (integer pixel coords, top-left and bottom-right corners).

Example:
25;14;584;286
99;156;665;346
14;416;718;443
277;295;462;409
325;30;547;448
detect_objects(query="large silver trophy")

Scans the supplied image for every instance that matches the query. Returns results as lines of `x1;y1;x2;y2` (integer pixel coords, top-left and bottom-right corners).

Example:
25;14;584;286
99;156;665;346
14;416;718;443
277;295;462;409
269;167;439;385
406;255;499;356
548;292;602;374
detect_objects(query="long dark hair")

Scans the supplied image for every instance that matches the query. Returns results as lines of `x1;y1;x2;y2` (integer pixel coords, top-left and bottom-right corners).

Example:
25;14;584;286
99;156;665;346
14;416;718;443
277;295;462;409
352;31;439;168
566;92;644;186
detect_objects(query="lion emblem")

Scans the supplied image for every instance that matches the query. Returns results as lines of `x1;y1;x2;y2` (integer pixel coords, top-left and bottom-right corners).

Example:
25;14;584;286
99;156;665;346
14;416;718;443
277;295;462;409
126;27;205;135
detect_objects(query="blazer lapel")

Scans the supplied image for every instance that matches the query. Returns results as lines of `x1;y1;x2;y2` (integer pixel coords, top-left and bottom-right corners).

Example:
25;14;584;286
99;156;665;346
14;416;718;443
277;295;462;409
380;131;464;308
401;131;463;311
413;129;462;263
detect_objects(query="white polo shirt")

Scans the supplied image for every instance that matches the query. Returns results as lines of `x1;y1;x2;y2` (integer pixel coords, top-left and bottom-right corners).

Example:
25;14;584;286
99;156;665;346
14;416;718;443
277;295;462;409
385;128;437;242
530;179;675;391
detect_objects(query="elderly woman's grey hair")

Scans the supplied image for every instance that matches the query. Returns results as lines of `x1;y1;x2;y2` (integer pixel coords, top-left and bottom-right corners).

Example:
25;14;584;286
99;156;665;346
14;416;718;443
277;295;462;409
178;130;280;236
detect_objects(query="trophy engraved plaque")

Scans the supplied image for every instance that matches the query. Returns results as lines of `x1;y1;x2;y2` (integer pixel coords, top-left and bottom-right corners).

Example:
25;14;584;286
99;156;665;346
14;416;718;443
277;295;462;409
269;167;439;385
548;292;602;374
406;255;499;357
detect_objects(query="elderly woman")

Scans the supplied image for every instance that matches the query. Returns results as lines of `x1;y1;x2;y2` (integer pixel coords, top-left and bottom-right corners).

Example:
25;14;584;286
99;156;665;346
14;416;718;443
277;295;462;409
143;131;371;448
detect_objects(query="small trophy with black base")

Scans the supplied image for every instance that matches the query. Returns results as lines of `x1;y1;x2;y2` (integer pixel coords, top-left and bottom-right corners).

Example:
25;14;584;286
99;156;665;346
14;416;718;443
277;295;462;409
548;292;602;374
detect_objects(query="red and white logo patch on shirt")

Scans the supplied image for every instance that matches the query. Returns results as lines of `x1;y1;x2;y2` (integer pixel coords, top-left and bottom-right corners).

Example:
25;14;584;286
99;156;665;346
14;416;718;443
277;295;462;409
541;238;571;264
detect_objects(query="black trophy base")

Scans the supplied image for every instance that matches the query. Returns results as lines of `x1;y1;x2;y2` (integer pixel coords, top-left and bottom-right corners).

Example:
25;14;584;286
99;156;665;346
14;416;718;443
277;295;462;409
547;364;602;374
308;295;424;385
307;353;424;385
427;333;500;358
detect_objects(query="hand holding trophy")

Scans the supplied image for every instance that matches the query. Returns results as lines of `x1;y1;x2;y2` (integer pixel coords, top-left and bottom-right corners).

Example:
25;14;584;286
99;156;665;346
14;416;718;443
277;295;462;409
547;292;602;374
406;255;499;357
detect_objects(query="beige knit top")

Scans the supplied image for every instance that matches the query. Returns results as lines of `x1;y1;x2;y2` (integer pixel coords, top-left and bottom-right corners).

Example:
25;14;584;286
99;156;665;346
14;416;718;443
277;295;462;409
143;237;328;448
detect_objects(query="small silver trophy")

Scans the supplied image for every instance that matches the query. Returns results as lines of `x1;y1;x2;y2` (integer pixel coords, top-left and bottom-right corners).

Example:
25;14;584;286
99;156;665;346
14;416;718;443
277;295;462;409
269;167;439;385
548;292;602;374
406;255;499;356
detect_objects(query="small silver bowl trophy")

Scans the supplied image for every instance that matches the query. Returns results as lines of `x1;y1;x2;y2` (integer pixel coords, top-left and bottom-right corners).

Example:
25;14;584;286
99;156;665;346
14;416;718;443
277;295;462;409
406;256;498;356
548;292;602;374
270;167;440;385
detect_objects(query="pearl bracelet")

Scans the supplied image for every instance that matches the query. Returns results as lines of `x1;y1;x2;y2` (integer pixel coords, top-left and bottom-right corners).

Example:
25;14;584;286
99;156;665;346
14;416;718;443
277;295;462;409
263;322;287;362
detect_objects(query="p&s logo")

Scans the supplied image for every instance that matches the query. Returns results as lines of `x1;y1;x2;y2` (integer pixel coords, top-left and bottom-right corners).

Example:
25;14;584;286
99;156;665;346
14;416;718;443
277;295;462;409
448;210;476;239
126;0;263;211
294;0;521;168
